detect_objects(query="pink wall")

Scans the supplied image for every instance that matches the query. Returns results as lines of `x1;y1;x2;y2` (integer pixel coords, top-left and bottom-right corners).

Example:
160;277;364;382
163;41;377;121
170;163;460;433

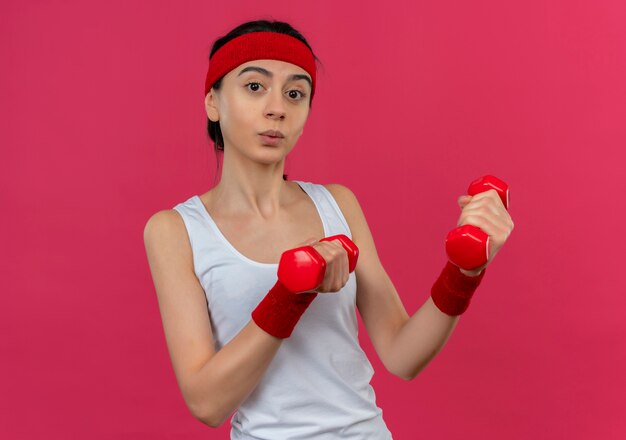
2;0;625;438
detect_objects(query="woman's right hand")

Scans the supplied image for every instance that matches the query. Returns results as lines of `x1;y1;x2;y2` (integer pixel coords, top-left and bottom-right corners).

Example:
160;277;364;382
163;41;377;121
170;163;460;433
295;237;351;294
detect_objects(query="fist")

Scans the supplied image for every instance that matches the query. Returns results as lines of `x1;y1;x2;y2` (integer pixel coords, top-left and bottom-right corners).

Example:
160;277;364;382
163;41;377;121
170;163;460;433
456;189;515;274
299;237;351;294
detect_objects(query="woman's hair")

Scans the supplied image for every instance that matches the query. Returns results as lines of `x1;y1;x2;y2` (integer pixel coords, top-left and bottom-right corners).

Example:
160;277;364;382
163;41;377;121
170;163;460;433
206;20;321;182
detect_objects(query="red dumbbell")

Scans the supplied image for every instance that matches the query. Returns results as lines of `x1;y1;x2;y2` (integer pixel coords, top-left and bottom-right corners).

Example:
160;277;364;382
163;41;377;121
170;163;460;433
445;175;509;270
277;234;359;293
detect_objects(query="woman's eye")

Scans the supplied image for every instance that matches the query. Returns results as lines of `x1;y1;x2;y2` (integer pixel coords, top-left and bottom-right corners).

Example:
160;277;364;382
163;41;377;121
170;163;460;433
245;82;263;92
288;90;306;100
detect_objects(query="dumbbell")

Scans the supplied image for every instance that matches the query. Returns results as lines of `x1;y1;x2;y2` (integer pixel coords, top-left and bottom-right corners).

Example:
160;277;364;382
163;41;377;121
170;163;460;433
277;234;359;293
445;175;509;270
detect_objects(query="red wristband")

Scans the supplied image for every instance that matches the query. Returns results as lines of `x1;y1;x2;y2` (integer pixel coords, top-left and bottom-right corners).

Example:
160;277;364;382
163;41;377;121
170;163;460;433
251;280;318;338
431;261;487;316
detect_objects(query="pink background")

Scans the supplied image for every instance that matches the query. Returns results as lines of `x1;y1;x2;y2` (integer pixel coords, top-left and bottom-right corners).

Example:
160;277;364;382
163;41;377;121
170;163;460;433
2;0;625;438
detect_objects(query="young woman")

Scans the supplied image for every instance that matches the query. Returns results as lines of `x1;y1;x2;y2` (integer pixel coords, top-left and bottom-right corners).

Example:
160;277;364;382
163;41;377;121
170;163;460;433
143;19;514;439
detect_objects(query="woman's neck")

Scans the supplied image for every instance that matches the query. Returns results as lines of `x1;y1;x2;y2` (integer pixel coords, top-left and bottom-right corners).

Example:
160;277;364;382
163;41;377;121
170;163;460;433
208;155;289;219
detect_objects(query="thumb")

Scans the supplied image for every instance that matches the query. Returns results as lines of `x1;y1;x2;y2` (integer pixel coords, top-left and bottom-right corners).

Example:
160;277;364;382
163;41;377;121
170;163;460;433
297;237;319;247
458;195;472;209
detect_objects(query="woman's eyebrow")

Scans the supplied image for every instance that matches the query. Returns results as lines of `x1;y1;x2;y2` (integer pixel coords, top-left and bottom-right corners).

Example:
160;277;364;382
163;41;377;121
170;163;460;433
237;66;312;89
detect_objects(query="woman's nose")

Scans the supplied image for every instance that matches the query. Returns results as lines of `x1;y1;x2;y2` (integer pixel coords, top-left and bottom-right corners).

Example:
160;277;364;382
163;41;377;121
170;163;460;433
264;88;286;119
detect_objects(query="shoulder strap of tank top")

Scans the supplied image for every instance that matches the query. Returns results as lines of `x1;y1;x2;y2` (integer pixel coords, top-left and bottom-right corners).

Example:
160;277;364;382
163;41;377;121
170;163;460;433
172;195;223;273
294;180;353;239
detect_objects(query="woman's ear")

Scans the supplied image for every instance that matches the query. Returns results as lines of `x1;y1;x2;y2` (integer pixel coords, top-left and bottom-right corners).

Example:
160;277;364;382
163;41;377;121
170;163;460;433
205;91;219;122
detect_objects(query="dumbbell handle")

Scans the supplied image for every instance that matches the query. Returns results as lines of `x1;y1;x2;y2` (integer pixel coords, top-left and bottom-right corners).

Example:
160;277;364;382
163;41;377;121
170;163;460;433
445;175;509;270
277;234;359;293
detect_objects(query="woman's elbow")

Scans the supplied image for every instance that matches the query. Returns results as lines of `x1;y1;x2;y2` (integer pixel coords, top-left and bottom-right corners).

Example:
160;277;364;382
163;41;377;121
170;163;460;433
202;418;226;429
387;360;427;381
385;362;413;381
184;397;218;427
392;368;418;382
196;409;228;428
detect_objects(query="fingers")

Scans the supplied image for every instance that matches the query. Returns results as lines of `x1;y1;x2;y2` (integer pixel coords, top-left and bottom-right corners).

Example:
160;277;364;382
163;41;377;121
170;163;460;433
309;240;350;293
464;189;506;210
459;190;512;224
461;197;507;221
457;190;515;262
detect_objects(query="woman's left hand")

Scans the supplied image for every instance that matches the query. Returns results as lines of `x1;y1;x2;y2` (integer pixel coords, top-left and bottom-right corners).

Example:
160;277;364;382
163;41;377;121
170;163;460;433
456;189;515;276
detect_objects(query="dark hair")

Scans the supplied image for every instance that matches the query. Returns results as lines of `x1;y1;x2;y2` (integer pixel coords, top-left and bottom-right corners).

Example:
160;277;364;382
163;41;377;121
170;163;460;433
205;20;321;182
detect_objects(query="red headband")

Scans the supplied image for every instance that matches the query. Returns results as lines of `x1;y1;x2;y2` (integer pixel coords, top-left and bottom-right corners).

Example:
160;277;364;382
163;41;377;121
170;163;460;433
204;31;317;100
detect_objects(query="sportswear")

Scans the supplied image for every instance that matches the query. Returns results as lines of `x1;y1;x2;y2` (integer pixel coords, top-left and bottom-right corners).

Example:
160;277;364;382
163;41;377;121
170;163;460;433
173;180;393;439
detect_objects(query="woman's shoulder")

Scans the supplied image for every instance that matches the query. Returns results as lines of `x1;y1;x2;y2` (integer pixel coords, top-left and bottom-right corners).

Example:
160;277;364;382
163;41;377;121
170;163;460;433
298;180;356;199
320;182;358;207
143;208;188;244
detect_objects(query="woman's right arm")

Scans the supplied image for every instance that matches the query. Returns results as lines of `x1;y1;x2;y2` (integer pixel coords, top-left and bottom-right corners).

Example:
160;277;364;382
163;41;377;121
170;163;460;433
143;210;283;427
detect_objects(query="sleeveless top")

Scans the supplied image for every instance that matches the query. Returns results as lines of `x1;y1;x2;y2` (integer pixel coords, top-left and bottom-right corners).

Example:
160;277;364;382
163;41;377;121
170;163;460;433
173;180;393;439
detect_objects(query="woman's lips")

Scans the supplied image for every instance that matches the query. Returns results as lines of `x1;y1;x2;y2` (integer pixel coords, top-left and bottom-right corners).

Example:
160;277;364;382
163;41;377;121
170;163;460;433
259;134;283;146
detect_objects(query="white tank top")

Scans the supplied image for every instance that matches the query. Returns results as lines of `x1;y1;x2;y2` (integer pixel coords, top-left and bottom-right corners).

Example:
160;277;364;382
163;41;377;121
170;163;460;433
173;180;393;439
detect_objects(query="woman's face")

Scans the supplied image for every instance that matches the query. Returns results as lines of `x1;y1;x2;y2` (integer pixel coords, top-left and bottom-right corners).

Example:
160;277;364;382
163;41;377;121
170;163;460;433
205;58;312;164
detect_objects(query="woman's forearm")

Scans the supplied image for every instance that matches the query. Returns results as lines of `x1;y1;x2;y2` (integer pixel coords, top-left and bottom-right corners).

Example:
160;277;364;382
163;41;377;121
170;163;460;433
189;320;283;427
386;296;461;381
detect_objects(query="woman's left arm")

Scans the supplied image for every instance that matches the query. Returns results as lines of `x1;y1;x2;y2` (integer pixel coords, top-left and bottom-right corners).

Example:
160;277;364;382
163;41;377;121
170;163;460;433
324;183;513;381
